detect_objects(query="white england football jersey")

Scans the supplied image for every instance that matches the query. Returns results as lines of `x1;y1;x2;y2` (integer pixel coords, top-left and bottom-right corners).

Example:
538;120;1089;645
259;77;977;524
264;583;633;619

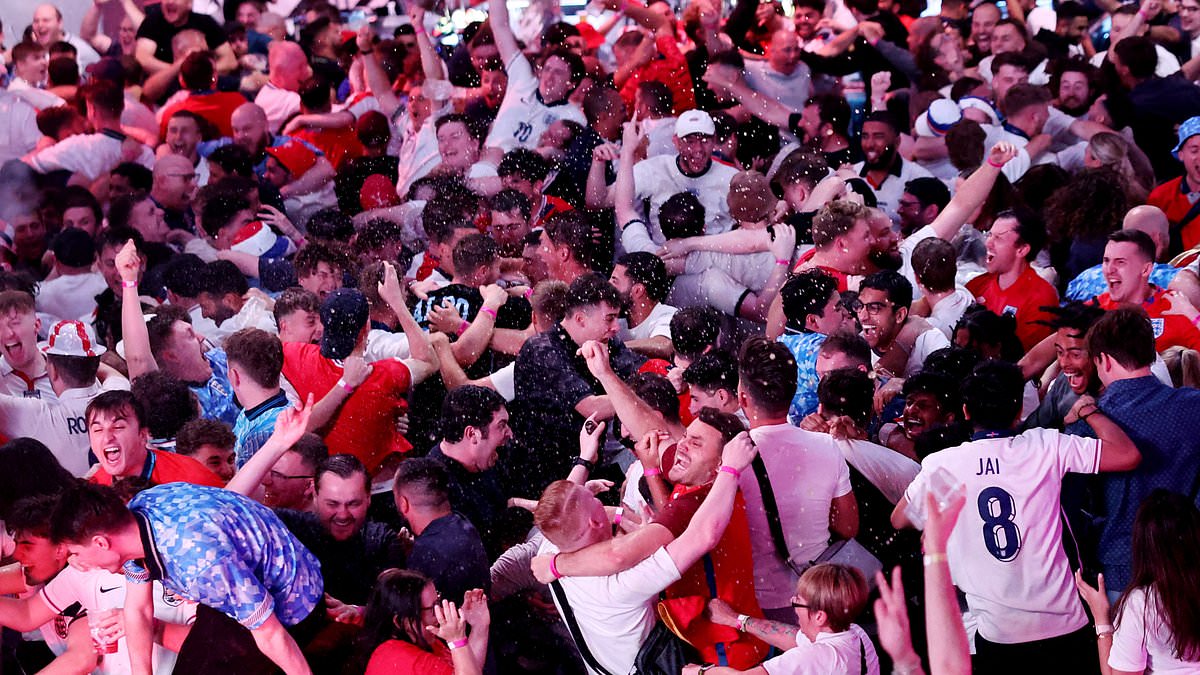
903;427;1100;644
40;566;197;675
485;53;586;153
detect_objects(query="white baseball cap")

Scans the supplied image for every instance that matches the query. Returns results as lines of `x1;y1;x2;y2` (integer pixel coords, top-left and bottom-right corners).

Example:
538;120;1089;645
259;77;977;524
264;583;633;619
674;109;716;138
915;98;964;138
958;96;1001;126
40;320;107;358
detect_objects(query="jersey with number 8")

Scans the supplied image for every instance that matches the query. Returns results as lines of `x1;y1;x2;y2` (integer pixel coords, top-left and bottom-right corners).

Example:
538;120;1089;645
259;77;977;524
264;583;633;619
903;428;1101;645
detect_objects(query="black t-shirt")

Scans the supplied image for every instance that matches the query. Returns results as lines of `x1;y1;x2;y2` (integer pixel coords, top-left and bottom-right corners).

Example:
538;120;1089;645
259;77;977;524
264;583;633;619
136;6;227;64
413;283;532;332
275;510;405;606
408;513;491;604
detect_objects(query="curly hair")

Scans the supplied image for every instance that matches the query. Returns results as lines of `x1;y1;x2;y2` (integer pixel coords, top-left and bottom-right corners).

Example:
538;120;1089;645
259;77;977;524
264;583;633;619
1044;167;1128;242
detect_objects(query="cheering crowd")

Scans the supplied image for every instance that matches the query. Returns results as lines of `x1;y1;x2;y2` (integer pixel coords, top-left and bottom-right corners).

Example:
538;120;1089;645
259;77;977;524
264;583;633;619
1;0;1200;671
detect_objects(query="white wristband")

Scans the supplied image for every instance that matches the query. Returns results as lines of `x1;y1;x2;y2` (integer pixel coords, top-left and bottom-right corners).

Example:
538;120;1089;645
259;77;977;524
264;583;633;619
336;378;355;393
1095;623;1114;635
736;614;750;632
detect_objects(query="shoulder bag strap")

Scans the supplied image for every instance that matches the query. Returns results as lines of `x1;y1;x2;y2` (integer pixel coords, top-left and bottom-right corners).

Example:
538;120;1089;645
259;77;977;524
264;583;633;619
751;454;796;572
550;580;616;675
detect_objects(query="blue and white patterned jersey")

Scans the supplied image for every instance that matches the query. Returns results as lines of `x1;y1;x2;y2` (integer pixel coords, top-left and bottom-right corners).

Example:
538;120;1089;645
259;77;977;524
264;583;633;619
233;391;289;468
778;331;827;425
192;349;239;427
124;483;323;629
1064;263;1180;302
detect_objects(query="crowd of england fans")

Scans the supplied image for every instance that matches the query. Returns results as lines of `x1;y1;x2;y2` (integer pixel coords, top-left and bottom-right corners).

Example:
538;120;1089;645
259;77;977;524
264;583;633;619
1;0;1200;671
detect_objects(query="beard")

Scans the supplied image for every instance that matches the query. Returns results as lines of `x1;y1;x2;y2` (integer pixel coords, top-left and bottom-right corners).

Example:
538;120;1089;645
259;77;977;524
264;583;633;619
1058;100;1090;117
869;248;903;272
863;145;897;171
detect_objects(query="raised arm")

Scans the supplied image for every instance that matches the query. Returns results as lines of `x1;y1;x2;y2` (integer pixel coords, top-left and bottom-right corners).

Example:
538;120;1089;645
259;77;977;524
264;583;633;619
357;26;400;116
703;65;793;130
533;520;675;581
665;433;758;571
580;339;674;442
487;0;521;65
927;143;1017;241
115;240;157;378
379;262;440;385
585;143;618;210
615;121;646;231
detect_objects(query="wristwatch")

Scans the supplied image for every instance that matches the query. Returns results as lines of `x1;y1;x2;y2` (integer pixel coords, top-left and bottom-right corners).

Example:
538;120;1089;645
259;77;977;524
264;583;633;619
572;457;596;472
698;665;716;674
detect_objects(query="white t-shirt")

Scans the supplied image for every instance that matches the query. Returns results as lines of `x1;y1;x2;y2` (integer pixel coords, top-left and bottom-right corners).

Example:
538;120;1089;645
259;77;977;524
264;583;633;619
903;326;952;377
744;60;813;116
741;423;854;610
255;83;301;134
927;288;975;339
489;361;516;402
632;154;740;239
837;438;919;506
366;328;412;363
36;273;109;330
485;53;586;153
902;427;1100;644
0;91;42;164
40;566;197;675
851;158;933;225
762;624;881;675
24;132;155;182
1090;45;1180;78
206;297;278;347
619;302;676;343
393;81;454;197
0;378;130;476
1108;587;1200;674
538;541;682;675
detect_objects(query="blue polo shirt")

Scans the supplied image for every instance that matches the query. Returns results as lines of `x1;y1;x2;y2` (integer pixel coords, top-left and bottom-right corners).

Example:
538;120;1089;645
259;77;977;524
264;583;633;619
233;390;290;467
1097;375;1200;591
124;483;323;629
778;331;826;424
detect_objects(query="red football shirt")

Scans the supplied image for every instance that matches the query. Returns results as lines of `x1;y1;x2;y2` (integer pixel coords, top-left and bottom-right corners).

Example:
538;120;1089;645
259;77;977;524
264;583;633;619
159;90;250;140
1147;176;1200;251
966;266;1059;351
1095;286;1200;352
90;449;224;488
653;484;769;668
281;343;413;473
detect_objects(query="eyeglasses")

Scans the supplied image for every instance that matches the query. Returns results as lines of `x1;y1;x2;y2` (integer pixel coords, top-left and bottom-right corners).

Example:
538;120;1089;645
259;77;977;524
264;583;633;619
267;470;313;481
859;301;894;316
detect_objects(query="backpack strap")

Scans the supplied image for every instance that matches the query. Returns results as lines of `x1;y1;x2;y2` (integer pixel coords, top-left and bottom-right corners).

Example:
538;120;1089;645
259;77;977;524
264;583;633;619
751;454;799;573
550;580;616;675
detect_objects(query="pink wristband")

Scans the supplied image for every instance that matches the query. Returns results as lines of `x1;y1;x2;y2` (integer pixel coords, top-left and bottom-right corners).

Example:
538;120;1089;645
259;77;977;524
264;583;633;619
481;306;498;320
775;258;790;266
524;286;534;299
414;26;427;36
458;320;470;336
987;158;1005;168
122;279;137;289
718;465;742;480
448;638;468;650
549;553;563;579
643;467;661;477
337;378;355;394
613;508;623;526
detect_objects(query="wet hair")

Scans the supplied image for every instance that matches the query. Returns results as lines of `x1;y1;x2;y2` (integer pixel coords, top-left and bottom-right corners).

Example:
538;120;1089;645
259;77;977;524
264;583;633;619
818;368;874;428
131;371;198;440
563;272;621;316
542;211;595;269
316;454;370;494
911;238;957;293
859;270;913;311
440;385;506;443
671;307;721;361
684;351;739;395
1086;306;1156;371
781;270;839;332
273;287;321;325
961;360;1024;430
616;252;671;303
175;418;236;457
659;192;706;240
452;233;498;276
393;457;450;510
48;482;136;544
224;328;283;389
819;332;872;370
737;337;797;416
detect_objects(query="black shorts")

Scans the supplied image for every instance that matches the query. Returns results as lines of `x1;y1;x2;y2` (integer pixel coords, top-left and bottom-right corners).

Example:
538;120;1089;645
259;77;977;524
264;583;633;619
974;624;1099;675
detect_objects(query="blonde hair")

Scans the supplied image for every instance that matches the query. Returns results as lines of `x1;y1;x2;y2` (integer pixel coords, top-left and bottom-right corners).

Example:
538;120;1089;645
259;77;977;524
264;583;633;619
534;480;587;547
796;563;869;632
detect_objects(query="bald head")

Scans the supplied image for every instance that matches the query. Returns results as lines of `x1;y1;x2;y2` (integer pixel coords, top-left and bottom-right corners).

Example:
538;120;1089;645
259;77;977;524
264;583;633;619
1123;205;1170;260
268;41;314;91
32;4;64;45
171;29;207;62
155;153;195;177
231;103;269;154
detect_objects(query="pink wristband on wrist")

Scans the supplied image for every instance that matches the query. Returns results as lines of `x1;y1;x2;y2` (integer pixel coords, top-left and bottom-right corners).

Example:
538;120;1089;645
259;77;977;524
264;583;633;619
448;638;469;650
549;553;563;579
718;465;742;480
775;258;790;266
643;467;662;477
122;279;137;289
524;287;534;299
458;320;470;336
987;158;1005;168
481;306;498;320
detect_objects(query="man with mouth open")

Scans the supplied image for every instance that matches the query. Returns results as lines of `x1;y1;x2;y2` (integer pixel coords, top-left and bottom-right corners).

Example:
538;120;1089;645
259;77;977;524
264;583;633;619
85;389;224;488
856;270;950;379
0;290;54;400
